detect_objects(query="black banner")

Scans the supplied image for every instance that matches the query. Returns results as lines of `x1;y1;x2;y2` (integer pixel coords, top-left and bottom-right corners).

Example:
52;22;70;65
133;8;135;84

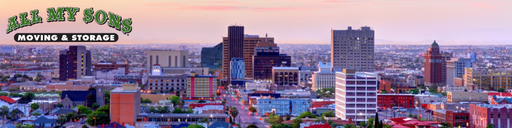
14;33;118;42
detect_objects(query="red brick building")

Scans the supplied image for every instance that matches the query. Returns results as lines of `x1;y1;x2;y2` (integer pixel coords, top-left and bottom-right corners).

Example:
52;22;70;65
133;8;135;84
378;80;392;93
377;94;415;109
446;110;469;128
424;41;443;87
311;100;335;108
110;83;141;126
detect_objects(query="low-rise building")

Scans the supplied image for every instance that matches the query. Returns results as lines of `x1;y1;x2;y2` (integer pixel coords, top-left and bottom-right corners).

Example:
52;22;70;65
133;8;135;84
272;67;300;86
245;81;270;91
469;104;512;128
147;74;187;92
186;71;217;98
311;62;335;91
447;91;488;103
257;98;310;116
377;94;415;109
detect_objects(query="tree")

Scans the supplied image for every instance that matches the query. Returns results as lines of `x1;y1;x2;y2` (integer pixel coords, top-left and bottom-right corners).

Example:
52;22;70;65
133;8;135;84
380;90;388;94
149;106;156;113
410;89;419;94
104;91;110;104
66;112;76;121
292;118;303;128
297;111;316;118
77;105;92;115
440;122;453;128
268;113;281;125
211;94;215;101
86;92;96;107
486;124;494;128
34;76;41;82
229;106;239;123
322;110;335;117
441;92;447;96
247;124;259;128
57;114;67;126
187;124;205;128
249;106;257;113
359;121;366;128
0;105;8;117
30;103;39;110
497;88;506;92
92;103;100;110
199;118;209;123
86;105;110;126
170;96;180;107
285;114;291;121
31;111;42;116
141;98;152;103
56;103;64;108
343;124;356;128
222;100;227;105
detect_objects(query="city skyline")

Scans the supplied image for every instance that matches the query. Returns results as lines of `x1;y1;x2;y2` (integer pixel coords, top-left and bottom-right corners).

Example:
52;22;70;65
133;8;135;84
1;0;511;45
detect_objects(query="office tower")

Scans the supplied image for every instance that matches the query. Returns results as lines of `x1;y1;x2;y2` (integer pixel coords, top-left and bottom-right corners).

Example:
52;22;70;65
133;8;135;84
230;58;245;80
441;52;453;85
59;46;92;81
446;58;473;86
331;26;375;72
147;50;189;74
424;41;443;87
201;43;223;74
312;62;335;91
252;39;291;80
110;83;141;126
335;69;378;123
464;68;512;90
187;71;217;98
222;26;274;82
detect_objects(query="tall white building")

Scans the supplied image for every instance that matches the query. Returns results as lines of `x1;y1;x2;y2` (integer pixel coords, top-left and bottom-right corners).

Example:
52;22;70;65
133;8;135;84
230;58;245;80
331;26;375;72
312;62;335;90
446;58;472;86
335;69;378;123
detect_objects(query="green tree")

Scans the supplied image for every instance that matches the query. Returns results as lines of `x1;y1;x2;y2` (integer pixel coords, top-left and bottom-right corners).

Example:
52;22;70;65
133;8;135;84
486;124;494;128
91;103;99;110
56;103;64;108
359;121;366;128
249;106;257;113
285;114;291;121
247;124;260;128
86;105;110;126
497;88;506;92
66;112;76;121
104;91;110;104
187;124;205;128
292;118;303;128
31;111;42;116
380;90;388;94
343;124;356;128
170;96;180;106
77;105;92;115
440;122;453;128
222;100;226;105
57;114;67;126
30;103;39;110
410;89;419;94
268;113;281;125
441;92;447;96
149;106;155;113
322;110;335;117
34;76;41;82
0;105;9;117
86;92;96;107
229;106;239;123
297;111;316;118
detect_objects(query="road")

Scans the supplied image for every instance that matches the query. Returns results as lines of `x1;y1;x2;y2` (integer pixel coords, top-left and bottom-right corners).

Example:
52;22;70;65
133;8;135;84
222;89;268;128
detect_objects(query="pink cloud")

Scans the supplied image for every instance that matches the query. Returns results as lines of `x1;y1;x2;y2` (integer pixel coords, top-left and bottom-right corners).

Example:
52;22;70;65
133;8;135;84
145;2;320;11
468;3;495;10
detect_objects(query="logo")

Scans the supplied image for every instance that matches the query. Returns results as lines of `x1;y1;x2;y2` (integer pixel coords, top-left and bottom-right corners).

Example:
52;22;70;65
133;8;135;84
6;7;133;42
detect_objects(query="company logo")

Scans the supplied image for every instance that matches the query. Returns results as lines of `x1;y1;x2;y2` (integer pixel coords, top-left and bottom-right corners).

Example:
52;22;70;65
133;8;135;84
6;7;132;42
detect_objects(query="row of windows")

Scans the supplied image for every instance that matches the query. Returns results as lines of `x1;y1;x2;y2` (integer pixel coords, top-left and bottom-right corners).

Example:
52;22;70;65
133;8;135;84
150;79;185;82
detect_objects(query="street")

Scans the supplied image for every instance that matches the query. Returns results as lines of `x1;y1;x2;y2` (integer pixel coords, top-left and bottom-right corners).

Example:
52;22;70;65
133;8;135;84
222;89;268;128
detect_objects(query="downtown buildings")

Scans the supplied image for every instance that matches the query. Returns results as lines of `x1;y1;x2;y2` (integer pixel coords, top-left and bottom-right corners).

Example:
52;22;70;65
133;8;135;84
312;62;335;90
201;43;223;73
252;39;291;80
463;68;512;90
222;25;274;82
59;45;92;81
331;26;375;72
146;50;189;74
335;69;378;123
446;58;473;86
186;71;217;98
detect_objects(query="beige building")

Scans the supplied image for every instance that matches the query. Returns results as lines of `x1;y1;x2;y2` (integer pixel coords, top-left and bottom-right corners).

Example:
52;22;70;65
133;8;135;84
46;76;95;91
463;68;512;90
312;62;335;90
447;91;488;103
147;50;189;74
245;81;271;91
272;67;300;86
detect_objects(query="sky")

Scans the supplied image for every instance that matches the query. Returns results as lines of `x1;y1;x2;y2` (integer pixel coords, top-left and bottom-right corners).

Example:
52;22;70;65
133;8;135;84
0;0;511;45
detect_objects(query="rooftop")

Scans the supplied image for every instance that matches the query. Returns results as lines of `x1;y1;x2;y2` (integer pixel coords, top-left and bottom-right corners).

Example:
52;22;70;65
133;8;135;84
272;67;299;70
477;104;512;109
111;86;140;93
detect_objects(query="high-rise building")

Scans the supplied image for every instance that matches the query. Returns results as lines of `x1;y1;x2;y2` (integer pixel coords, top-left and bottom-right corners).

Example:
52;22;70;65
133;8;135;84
331;26;375;72
222;26;273;82
147;50;188;74
312;62;335;90
230;58;245;80
252;39;291;80
424;41;444;87
59;46;92;81
187;71;217;98
464;68;512;90
441;52;453;85
446;58;472;86
201;43;223;74
110;83;141;126
335;69;378;123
